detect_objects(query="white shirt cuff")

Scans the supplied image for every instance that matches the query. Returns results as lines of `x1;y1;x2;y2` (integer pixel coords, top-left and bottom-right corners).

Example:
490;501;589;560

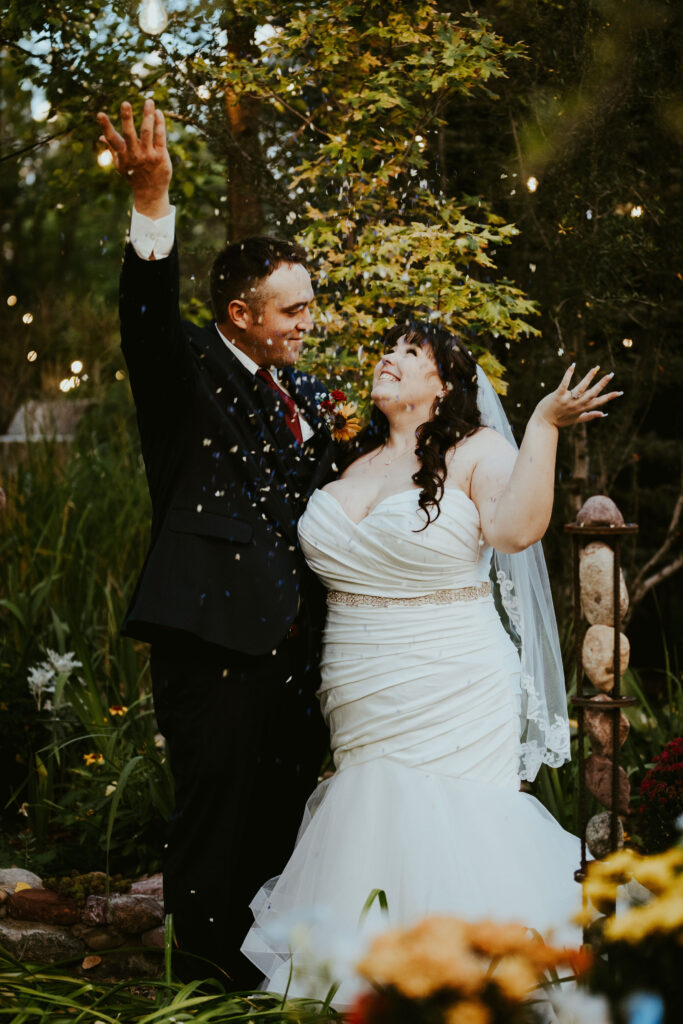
130;206;176;260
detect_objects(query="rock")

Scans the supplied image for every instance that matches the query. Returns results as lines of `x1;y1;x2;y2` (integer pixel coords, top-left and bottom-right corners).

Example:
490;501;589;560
71;922;91;938
81;954;102;970
584;694;630;755
83;926;125;952
105;894;164;933
0;889;8;906
127;950;163;977
82;895;107;926
576;496;625;527
8;888;80;926
586;811;625;858
129;873;164;899
141;924;165;948
0;919;84;962
0;868;43;892
579;542;629;626
585;754;630;813
73;948;163;981
583;625;630;691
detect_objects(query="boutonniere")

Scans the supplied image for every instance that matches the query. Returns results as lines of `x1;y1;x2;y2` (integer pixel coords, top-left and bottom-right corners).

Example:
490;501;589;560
321;389;362;442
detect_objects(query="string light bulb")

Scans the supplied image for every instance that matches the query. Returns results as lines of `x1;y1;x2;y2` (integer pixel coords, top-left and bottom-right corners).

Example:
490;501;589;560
27;350;37;362
7;295;17;306
138;0;168;35
22;313;33;324
622;338;634;348
71;360;83;374
630;205;643;218
526;176;538;193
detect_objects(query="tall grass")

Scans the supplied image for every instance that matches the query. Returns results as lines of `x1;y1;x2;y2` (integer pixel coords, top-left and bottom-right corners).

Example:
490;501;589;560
0;946;340;1023
0;383;170;876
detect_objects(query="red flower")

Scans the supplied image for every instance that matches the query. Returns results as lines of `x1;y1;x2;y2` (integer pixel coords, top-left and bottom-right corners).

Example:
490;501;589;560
330;389;347;402
320;399;335;412
347;992;390;1024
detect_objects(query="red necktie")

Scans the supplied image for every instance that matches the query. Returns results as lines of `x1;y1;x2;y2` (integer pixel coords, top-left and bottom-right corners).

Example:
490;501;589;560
256;369;303;443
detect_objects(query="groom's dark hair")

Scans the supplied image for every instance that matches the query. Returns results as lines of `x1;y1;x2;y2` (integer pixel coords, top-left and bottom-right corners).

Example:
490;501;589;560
210;235;308;322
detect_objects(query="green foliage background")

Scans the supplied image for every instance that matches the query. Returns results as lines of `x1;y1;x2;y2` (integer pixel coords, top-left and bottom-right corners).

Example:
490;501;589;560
0;0;681;875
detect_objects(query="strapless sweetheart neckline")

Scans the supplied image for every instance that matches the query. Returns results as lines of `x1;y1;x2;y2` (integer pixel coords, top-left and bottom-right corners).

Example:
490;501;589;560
315;485;477;526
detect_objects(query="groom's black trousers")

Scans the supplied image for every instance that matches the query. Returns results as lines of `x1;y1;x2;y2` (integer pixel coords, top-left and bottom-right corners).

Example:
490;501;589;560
150;622;327;989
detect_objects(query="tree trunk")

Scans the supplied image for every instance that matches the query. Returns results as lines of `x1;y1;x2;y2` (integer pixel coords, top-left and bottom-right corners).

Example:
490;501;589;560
224;20;263;239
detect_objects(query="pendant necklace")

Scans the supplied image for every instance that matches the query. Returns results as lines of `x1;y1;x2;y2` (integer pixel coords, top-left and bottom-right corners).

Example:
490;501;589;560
375;444;414;467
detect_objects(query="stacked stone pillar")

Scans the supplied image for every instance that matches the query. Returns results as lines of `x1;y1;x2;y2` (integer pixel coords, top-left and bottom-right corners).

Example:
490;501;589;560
564;496;637;879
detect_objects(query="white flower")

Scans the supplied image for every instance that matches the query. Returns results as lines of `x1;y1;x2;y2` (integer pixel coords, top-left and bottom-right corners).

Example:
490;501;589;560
45;649;82;675
551;989;611;1024
27;662;56;710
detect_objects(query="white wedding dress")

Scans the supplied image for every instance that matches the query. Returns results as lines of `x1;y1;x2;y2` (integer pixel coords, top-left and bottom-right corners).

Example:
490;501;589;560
242;487;581;1002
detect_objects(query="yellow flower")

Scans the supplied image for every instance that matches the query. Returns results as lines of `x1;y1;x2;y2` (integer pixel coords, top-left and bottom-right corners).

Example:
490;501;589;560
583;874;620;914
83;752;104;766
108;704;128;716
605;888;683;944
332;403;362;442
632;848;683;895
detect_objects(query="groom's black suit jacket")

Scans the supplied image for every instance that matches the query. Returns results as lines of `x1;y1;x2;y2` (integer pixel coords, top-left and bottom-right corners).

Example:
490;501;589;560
118;242;336;656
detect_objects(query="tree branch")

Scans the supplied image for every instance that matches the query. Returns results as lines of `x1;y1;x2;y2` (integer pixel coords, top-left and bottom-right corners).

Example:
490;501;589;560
624;468;683;625
0;130;71;163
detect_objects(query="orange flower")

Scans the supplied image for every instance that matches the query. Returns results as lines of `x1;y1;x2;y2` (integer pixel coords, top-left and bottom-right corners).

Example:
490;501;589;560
83;752;104;766
332;403;362;442
445;1000;492;1024
108;704;128;716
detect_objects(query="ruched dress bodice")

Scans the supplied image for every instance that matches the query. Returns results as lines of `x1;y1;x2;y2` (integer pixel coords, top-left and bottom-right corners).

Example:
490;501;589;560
299;488;521;784
242;487;581;1004
299;487;491;595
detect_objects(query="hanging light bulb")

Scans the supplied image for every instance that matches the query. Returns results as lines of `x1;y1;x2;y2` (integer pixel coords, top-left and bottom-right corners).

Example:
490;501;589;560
139;0;168;35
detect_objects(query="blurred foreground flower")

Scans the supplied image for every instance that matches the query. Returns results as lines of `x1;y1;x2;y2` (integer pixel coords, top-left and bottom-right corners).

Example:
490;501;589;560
580;843;683;1021
352;916;586;1024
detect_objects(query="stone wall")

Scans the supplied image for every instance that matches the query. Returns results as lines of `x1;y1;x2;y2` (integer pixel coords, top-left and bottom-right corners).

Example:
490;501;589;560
0;868;165;980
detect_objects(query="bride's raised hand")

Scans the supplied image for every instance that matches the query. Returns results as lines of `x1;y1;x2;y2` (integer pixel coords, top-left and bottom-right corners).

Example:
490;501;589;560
534;364;622;428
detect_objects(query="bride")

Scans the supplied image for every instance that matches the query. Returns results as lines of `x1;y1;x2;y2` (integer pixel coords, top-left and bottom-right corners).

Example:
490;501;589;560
241;320;620;1001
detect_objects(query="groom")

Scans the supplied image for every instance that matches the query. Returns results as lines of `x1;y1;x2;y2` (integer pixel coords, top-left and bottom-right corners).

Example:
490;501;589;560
97;98;335;987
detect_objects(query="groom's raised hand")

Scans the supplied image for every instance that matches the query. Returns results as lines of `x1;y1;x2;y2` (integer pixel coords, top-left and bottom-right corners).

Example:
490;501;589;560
97;98;172;218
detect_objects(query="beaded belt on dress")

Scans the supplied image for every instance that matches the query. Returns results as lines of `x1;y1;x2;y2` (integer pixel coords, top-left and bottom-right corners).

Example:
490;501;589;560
327;581;491;608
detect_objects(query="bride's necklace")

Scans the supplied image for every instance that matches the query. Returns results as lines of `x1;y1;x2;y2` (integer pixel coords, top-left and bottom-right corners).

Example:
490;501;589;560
373;443;415;467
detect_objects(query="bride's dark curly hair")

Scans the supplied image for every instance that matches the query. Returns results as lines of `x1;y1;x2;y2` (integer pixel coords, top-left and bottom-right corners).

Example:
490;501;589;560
340;320;482;528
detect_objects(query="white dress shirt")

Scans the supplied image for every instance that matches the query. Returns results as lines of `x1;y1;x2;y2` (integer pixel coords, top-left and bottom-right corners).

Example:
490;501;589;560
129;207;313;441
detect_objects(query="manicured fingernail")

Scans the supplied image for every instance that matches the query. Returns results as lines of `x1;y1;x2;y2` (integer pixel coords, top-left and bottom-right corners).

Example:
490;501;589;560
617;390;624;396
607;372;614;378
601;412;608;417
570;362;576;370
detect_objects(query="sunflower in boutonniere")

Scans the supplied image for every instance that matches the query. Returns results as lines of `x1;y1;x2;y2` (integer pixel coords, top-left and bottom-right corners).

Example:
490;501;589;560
321;388;362;442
